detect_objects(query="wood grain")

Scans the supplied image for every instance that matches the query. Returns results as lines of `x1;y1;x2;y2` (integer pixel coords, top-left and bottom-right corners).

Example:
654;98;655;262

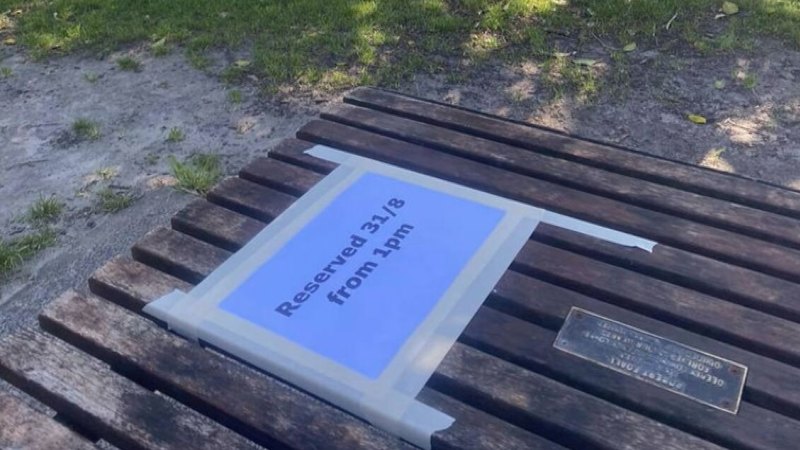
40;291;414;450
124;199;725;449
0;328;260;450
0;391;96;450
296;119;800;282
86;262;564;450
322;104;800;249
345;87;800;219
150;194;800;449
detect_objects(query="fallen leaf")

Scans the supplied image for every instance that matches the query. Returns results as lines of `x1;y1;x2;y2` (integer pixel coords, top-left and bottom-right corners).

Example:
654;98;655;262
151;37;166;47
688;114;707;124
722;1;739;15
622;42;637;52
11;9;22;17
234;59;251;68
714;79;726;89
2;36;15;45
714;13;726;20
573;58;597;66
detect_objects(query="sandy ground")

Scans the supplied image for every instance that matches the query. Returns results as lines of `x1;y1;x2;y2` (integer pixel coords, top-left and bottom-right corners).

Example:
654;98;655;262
1;38;799;338
0;47;320;335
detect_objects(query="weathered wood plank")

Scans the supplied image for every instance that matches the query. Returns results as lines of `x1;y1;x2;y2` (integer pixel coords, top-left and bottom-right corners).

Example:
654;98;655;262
430;344;723;450
239;157;324;196
0;328;260;450
86;264;564;450
419;389;567;450
513;241;800;366
461;307;800;450
40;291;414;450
132;227;230;284
322;104;800;249
172;200;264;252
296;119;800;281
0;391;97;450
533;223;800;323
207;177;295;222
88;252;718;450
345;87;800;219
488;271;800;421
267;138;336;173
89;256;192;314
148;196;800;447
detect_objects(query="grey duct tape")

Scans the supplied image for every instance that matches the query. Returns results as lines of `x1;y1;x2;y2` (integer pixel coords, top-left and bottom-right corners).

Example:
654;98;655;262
144;144;655;449
306;145;657;252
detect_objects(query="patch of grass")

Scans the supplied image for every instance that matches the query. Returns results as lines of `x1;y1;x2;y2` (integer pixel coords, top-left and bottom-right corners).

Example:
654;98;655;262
542;55;601;103
167;127;185;142
3;0;799;93
0;67;11;78
26;195;63;225
743;73;758;90
83;71;98;83
117;56;141;71
169;154;221;195
71;118;100;141
97;188;134;213
95;167;118;180
228;89;242;104
0;229;56;276
187;51;210;70
150;37;170;57
144;153;159;165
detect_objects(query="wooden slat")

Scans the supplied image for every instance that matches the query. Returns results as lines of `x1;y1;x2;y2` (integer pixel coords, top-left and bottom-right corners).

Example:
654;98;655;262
461;307;800;450
132;227;230;284
517;241;800;365
40;291;416;450
87;261;565;450
0;328;260;450
239;157;324;196
207;177;295;222
488;271;800;421
267;138;337;173
419;389;568;450
0;391;97;450
532;223;800;323
89;256;192;313
296;119;800;282
157;194;800;447
322;104;800;249
430;345;722;450
345;87;800;219
172;200;264;252
120;230;723;450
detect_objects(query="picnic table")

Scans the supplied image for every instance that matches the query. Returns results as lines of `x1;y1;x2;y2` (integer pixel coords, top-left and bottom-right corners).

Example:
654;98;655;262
3;87;800;450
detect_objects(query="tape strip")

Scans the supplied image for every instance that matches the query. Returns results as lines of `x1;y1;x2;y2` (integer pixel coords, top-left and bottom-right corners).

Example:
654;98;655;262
542;211;656;252
307;145;657;252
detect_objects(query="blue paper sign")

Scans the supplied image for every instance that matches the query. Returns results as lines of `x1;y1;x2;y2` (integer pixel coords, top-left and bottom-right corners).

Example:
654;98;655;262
220;172;505;379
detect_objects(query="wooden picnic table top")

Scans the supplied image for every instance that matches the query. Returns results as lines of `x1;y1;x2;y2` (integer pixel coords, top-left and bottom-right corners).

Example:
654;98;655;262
3;87;800;450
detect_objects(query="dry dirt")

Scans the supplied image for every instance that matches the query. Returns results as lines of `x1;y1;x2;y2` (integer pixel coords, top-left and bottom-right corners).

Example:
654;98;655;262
1;38;799;336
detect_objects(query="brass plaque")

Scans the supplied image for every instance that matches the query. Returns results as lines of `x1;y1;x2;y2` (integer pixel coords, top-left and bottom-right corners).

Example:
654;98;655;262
554;307;747;414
